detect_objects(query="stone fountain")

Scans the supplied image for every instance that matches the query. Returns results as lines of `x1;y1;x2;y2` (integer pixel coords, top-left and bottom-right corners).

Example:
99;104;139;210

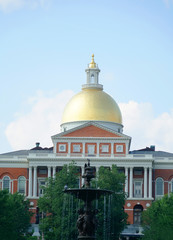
64;159;113;240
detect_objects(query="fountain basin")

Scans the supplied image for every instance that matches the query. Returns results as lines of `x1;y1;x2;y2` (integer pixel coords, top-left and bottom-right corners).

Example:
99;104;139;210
64;188;113;202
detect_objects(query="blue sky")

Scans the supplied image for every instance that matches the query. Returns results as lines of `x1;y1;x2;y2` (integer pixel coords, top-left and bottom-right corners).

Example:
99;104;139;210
0;0;173;153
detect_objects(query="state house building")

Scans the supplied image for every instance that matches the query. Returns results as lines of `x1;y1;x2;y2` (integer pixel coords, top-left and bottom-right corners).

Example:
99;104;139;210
0;55;173;238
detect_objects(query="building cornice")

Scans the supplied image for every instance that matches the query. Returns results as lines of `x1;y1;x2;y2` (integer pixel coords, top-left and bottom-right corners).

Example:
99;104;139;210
0;162;28;168
52;136;130;141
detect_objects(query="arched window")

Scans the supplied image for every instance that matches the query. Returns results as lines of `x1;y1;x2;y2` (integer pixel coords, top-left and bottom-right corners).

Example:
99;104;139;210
156;177;164;197
90;74;95;83
133;205;143;225
18;176;26;194
3;176;10;192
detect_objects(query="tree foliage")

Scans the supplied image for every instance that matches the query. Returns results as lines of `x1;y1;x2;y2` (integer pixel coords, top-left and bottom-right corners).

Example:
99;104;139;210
38;163;127;240
0;190;32;240
142;194;173;240
96;165;127;240
38;163;79;240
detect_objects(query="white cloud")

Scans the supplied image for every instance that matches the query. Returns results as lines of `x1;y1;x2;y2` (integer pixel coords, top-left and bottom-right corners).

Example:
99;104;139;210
5;95;173;153
0;0;51;12
120;101;173;152
5;90;75;150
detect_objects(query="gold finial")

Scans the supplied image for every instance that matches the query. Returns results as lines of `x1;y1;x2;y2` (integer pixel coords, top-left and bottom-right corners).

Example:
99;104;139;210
89;54;96;68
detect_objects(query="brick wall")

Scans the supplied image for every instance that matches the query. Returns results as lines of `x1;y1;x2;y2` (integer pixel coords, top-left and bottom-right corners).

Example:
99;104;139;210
0;168;28;193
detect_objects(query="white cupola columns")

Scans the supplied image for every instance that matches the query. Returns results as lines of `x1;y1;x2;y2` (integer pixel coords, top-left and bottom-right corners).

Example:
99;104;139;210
82;54;103;90
85;67;100;85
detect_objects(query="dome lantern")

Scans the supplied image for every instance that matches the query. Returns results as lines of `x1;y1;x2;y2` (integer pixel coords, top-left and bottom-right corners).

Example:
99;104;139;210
82;54;103;90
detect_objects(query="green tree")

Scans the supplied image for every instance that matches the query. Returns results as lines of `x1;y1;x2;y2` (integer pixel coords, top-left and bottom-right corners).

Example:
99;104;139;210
96;165;127;240
38;163;127;240
38;163;79;240
142;194;173;240
0;190;32;240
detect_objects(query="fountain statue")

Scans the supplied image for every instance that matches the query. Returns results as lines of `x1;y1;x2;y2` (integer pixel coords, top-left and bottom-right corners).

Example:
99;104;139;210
64;159;113;240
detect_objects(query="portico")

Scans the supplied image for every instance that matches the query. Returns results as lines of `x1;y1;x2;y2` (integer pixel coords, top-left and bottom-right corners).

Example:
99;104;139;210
27;152;153;200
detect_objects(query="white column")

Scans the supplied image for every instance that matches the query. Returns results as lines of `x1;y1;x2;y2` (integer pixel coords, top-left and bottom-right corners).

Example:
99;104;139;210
125;167;128;196
48;166;51;178
33;167;37;197
144;167;147;198
129;167;133;198
111;143;114;157
53;166;56;179
68;142;71;157
82;142;85;157
28;167;32;197
97;143;99;157
149;167;152;198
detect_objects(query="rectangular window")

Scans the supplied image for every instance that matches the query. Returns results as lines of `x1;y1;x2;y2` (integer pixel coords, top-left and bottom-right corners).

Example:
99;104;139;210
88;145;95;155
39;168;47;175
59;144;66;152
73;145;80;153
134;181;142;198
38;179;46;197
134;169;142;175
116;145;124;153
101;145;109;153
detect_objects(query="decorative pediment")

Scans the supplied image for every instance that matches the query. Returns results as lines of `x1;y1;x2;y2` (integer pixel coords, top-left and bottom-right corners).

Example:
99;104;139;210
63;125;121;137
52;122;130;139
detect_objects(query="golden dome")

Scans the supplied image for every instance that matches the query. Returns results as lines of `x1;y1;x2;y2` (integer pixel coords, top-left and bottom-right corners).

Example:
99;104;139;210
61;88;122;124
